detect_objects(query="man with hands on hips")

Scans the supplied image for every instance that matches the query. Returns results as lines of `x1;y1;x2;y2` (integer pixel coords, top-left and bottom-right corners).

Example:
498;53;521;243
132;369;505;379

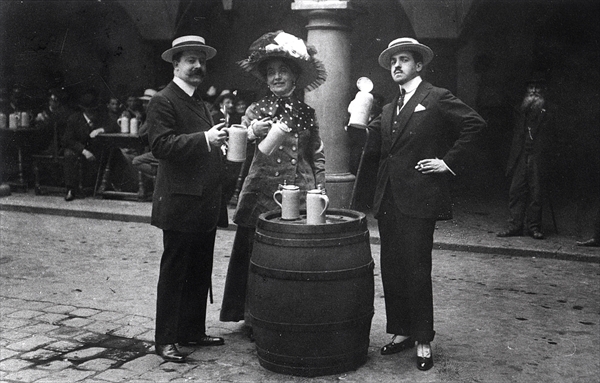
145;35;228;363
365;37;485;371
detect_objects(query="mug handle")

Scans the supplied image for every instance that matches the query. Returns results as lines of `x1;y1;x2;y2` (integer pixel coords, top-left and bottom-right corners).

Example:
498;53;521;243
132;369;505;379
320;195;329;216
273;190;283;208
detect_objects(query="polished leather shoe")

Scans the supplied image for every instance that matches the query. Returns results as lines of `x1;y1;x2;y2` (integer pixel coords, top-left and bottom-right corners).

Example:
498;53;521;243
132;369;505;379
381;337;414;355
577;238;600;247
155;344;186;363
529;230;545;240
417;355;434;371
64;189;75;202
497;228;521;237
179;335;224;347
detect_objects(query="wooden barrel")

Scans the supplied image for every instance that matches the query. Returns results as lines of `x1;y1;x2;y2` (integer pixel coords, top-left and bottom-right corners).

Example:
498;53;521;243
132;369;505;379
247;208;374;377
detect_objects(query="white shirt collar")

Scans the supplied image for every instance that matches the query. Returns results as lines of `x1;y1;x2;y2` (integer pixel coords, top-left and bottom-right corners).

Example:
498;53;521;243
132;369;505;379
400;76;422;94
173;76;197;97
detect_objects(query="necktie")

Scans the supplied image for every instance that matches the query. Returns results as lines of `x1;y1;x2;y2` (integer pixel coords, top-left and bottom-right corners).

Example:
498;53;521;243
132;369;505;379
397;88;406;111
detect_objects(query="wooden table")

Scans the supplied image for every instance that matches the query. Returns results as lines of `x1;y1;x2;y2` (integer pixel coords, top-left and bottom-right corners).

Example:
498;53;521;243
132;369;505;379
0;127;40;192
93;133;147;201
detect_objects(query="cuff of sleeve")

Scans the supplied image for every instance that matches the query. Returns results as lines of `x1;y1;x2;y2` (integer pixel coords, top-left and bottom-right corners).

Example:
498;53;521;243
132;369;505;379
247;121;257;141
205;133;211;152
442;160;455;176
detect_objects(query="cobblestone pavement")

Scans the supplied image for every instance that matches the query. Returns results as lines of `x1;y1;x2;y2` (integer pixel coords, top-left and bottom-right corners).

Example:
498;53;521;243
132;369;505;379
1;206;599;382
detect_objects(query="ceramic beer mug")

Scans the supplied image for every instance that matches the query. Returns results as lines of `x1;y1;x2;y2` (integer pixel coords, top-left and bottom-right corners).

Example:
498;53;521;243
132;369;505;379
226;124;248;162
258;122;291;155
273;184;301;220
129;117;139;135
117;115;129;133
306;189;329;225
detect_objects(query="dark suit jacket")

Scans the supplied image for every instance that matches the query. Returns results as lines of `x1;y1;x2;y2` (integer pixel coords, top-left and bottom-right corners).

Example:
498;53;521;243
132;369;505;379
369;81;485;220
505;102;555;176
146;81;224;233
62;111;118;155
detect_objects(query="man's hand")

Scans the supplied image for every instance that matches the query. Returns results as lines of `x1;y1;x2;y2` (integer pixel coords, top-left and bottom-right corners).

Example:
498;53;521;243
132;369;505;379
205;122;228;148
415;158;450;174
82;149;96;162
89;128;105;138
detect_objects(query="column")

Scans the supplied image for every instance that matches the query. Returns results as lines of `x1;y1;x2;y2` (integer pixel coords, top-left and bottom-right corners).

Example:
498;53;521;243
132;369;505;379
292;0;363;209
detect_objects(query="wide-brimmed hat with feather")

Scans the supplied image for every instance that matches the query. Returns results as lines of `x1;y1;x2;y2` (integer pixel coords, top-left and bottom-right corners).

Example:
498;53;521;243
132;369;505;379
238;31;327;92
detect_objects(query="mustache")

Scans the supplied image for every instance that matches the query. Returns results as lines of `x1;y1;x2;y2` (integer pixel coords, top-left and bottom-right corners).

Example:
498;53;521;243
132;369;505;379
190;68;205;76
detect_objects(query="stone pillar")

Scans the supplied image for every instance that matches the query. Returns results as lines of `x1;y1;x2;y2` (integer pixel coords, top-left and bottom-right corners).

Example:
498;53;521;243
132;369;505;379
292;0;362;209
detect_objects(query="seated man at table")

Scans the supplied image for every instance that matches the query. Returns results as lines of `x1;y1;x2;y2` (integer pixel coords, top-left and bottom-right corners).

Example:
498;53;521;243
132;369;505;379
62;89;119;201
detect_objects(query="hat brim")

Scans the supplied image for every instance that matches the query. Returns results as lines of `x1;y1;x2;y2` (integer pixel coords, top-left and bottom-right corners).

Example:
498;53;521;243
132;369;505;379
139;96;152;101
161;45;217;63
238;52;326;92
378;44;434;69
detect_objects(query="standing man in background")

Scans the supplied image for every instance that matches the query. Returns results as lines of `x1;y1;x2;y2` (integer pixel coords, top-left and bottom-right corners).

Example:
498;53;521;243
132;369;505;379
145;35;229;363
367;38;485;371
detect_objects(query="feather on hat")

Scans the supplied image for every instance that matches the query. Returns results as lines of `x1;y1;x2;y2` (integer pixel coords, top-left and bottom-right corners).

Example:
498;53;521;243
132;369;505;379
238;31;327;92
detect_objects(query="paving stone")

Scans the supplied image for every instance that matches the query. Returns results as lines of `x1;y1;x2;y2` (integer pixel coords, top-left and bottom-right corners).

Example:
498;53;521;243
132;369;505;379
43;305;77;314
36;313;69;324
5;335;55;352
73;331;109;344
0;317;31;330
21;323;60;335
20;348;60;362
61;317;94;328
70;308;101;318
20;301;55;311
0;358;34;372
0;298;27;308
0;348;20;361
6;309;45;320
2;368;51;382
0;306;18;317
47;326;87;339
89;311;128;322
110;325;147;339
35;368;95;383
120;354;162;373
63;347;108;361
36;360;73;371
114;315;153;326
77;357;117;371
84;320;122;335
134;329;154;343
44;340;82;353
0;329;31;341
93;367;139;382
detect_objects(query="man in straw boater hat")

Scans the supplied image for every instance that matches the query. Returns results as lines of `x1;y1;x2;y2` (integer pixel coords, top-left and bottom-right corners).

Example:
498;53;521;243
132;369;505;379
145;35;229;363
366;37;486;371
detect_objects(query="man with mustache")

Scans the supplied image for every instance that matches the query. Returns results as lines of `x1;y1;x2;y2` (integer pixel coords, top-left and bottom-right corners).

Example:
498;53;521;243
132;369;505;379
145;35;229;363
365;38;485;371
498;74;554;239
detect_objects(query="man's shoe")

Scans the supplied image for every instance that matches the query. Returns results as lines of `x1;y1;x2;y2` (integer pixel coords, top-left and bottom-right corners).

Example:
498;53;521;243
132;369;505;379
64;189;75;202
529;230;545;240
381;337;414;355
155;344;186;363
179;335;224;347
577;238;600;247
497;228;521;237
417;355;434;371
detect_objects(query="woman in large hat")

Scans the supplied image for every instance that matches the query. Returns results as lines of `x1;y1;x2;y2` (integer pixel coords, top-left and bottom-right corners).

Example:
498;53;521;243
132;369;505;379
220;31;327;325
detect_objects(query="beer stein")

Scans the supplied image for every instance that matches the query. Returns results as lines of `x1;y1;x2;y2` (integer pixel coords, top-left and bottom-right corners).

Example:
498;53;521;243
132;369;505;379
347;77;374;128
117;116;129;133
226;124;248;162
129;117;139;135
20;112;30;128
9;113;19;130
273;184;300;220
306;189;329;225
258;122;290;155
0;113;7;129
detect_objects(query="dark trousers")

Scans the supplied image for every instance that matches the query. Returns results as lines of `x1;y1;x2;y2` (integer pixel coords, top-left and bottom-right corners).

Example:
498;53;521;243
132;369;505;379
155;229;216;344
508;153;543;232
220;226;255;322
63;148;97;191
378;189;436;343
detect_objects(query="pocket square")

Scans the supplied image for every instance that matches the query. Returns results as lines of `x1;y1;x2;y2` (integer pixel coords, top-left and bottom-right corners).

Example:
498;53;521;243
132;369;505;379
414;104;426;112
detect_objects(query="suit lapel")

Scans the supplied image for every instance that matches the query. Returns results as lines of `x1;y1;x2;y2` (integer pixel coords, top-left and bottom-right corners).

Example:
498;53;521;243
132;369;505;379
391;82;431;147
168;82;213;127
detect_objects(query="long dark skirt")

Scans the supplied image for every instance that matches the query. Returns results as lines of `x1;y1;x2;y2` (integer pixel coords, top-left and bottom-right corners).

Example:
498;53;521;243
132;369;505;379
220;226;255;322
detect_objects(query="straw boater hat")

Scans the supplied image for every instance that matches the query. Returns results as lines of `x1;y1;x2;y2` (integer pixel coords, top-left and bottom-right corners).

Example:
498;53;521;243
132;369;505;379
238;30;327;92
161;35;217;63
378;37;434;70
139;89;157;101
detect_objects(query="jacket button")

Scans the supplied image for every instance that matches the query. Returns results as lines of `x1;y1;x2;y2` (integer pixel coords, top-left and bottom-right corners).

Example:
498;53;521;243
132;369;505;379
292;145;297;151
276;158;282;163
279;145;284;150
291;159;297;165
294;133;298;138
275;171;280;176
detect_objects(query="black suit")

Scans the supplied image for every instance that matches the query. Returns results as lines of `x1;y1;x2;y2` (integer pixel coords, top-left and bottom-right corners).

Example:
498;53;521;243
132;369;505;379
368;80;485;342
146;81;224;344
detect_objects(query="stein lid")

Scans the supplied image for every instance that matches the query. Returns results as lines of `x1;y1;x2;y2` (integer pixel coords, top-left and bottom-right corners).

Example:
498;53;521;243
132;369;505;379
281;184;299;190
